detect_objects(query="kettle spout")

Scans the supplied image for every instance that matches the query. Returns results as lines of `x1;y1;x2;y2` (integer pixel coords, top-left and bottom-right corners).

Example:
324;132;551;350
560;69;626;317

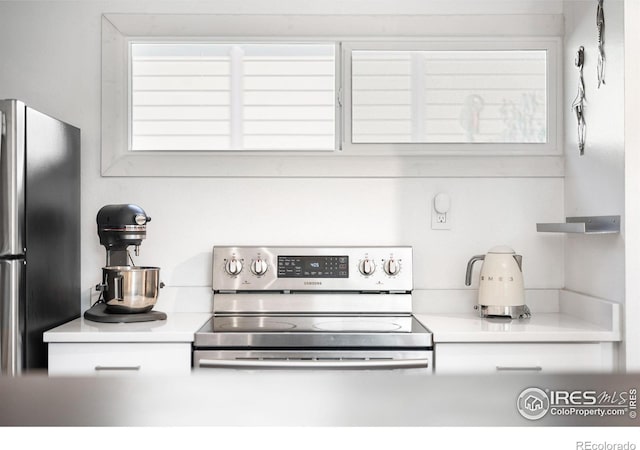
465;255;485;286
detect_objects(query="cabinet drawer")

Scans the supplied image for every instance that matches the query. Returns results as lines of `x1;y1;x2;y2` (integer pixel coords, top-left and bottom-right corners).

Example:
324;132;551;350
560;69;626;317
48;342;191;376
435;342;615;374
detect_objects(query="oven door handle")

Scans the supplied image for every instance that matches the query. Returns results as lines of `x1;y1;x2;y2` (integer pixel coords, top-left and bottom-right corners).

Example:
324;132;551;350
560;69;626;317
197;358;429;370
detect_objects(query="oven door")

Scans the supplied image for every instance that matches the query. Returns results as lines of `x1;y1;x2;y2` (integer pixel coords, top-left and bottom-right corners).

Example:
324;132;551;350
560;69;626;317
193;349;433;372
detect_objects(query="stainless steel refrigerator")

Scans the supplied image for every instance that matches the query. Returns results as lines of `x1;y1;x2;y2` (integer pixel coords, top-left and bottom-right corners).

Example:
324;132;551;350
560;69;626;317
0;99;80;375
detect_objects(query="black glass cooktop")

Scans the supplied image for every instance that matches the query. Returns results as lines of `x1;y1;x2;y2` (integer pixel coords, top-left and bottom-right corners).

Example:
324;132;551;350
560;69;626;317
194;315;433;348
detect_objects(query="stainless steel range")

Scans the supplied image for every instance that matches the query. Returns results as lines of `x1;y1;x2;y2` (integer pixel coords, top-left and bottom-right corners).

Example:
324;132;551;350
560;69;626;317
193;246;433;371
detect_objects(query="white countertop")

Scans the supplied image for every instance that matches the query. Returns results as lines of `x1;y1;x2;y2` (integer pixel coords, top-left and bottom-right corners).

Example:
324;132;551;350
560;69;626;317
43;311;619;344
415;312;621;343
43;291;620;344
43;313;212;343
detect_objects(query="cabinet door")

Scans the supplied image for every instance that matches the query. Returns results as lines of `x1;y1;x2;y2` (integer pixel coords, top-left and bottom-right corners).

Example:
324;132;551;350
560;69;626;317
48;342;191;376
435;342;615;374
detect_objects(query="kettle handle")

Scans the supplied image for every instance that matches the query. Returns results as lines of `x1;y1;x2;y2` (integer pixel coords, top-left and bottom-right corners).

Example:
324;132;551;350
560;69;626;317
465;255;485;286
513;254;523;271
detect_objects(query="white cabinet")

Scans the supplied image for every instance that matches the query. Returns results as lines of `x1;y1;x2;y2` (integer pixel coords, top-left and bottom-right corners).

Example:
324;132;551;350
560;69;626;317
435;342;616;374
48;342;192;376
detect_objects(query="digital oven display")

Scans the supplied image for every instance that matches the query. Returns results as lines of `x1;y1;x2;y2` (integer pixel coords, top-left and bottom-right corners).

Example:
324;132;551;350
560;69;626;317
277;256;349;278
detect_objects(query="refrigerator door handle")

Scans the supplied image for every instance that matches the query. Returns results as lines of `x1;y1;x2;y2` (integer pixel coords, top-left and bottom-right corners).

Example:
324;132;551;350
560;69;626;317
0;110;4;160
0;100;25;257
0;259;25;376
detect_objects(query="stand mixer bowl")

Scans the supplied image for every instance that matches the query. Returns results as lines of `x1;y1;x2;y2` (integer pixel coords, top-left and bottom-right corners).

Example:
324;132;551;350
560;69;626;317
101;266;162;313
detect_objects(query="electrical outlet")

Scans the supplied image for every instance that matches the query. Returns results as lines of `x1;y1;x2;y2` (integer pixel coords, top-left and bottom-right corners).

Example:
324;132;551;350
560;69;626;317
432;211;450;229
431;193;452;230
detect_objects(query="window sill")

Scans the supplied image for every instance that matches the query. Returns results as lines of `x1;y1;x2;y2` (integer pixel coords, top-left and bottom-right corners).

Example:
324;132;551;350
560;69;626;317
101;152;564;178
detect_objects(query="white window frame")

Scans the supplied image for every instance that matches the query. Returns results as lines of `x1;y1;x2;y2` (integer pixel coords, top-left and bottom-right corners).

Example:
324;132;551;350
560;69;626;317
101;13;564;177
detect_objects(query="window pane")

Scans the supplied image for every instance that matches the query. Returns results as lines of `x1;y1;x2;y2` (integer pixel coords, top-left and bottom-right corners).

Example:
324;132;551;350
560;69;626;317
130;43;335;151
351;50;547;144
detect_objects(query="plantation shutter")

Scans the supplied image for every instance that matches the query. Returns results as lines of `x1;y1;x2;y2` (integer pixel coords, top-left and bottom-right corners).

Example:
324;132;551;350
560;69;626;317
131;43;336;151
351;50;547;144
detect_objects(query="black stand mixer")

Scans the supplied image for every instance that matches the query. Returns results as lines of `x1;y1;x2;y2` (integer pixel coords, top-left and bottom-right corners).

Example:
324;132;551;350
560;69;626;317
84;204;166;323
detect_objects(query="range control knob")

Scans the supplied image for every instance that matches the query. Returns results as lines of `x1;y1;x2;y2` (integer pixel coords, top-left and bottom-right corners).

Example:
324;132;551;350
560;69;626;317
250;258;268;276
225;258;243;276
383;258;401;276
358;258;376;276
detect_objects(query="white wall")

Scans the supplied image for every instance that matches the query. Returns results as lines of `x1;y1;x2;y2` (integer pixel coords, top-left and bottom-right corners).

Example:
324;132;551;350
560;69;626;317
563;0;625;303
624;0;640;371
0;0;565;312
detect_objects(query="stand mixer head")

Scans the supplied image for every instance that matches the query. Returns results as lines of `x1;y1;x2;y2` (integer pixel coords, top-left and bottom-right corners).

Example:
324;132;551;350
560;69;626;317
96;204;151;266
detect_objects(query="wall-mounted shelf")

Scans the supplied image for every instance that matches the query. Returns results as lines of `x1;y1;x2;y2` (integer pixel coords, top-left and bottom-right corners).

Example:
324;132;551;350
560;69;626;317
536;216;620;234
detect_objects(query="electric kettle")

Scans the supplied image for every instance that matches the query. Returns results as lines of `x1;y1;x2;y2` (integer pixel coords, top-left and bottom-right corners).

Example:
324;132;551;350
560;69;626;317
465;246;531;319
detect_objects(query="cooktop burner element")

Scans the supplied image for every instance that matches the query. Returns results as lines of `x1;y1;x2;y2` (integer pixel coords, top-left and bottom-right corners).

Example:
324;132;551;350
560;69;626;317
194;246;433;372
311;320;402;332
215;317;297;331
